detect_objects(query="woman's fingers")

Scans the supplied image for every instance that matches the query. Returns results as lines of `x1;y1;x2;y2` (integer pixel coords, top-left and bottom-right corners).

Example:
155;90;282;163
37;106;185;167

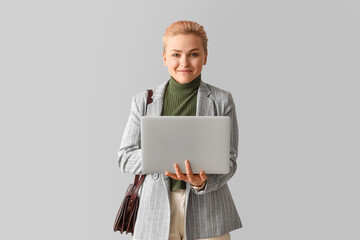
164;163;186;180
174;163;185;180
199;170;207;181
165;171;180;180
185;160;194;180
165;161;207;186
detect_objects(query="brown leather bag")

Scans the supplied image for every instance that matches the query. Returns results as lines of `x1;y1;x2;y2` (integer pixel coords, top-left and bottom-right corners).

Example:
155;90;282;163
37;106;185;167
113;174;145;234
113;89;153;235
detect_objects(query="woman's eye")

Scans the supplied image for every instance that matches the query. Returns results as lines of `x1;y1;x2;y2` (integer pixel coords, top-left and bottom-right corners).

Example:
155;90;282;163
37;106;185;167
172;53;198;57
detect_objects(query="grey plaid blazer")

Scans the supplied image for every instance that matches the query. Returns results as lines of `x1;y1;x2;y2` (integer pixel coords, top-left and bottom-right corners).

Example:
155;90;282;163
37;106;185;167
118;79;242;240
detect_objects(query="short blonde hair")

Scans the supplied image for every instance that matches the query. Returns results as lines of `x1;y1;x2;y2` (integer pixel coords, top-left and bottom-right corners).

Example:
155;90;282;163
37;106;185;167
162;20;208;55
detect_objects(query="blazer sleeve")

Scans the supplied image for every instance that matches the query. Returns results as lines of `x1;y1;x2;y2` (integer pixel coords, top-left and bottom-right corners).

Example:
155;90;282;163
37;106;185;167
117;94;145;175
191;92;239;195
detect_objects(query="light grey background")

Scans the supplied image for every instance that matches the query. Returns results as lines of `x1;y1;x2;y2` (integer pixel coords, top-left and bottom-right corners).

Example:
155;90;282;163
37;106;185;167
1;0;359;240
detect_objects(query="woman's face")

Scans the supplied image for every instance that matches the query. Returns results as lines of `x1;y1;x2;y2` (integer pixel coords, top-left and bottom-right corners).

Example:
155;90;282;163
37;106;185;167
163;34;207;84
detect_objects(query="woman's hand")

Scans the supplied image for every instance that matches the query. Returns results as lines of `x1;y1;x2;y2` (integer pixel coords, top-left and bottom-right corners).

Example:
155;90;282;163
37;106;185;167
165;160;207;187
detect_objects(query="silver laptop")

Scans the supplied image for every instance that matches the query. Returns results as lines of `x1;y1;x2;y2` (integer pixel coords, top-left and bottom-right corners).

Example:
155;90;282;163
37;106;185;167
141;116;230;174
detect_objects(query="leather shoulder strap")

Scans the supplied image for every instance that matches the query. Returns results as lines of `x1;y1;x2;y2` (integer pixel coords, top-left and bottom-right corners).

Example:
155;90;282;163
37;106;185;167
134;175;146;189
146;89;153;105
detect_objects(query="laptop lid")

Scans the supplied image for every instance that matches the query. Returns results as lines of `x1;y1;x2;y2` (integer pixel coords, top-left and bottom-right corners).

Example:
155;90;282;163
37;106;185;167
141;116;230;174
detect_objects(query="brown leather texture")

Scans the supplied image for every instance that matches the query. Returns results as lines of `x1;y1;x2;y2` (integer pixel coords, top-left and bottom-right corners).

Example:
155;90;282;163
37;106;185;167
113;175;145;234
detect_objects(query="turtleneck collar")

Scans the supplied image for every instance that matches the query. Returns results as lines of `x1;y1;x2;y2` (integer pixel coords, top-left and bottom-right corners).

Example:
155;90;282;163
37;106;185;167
169;73;202;90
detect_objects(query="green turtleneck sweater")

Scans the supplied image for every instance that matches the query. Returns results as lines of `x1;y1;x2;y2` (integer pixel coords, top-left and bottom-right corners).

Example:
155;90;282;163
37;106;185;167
162;73;201;191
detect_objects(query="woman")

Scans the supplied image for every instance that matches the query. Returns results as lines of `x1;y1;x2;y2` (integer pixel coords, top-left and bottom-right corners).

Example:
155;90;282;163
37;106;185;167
118;20;242;240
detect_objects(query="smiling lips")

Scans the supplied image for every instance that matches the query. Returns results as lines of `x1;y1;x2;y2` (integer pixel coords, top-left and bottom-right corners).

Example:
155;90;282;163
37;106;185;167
178;70;192;72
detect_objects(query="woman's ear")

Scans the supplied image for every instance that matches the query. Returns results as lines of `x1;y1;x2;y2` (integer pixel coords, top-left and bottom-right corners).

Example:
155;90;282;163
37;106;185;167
163;52;167;66
203;53;208;65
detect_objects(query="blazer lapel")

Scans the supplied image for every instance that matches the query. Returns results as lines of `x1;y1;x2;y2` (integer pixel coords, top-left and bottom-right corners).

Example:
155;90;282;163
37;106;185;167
196;80;215;116
146;81;168;116
145;80;171;192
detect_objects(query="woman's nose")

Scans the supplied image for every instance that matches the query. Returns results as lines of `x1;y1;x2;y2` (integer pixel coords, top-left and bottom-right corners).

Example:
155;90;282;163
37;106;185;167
180;56;189;67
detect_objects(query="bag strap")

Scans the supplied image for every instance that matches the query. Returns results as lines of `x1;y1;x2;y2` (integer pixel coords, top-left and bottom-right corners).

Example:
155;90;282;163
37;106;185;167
146;89;153;105
133;89;153;185
133;175;146;189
